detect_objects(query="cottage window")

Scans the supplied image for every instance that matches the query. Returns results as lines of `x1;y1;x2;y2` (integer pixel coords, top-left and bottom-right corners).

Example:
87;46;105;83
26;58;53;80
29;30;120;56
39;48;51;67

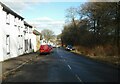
21;35;23;49
29;39;32;49
25;26;28;33
6;35;10;54
29;28;32;34
18;35;20;49
18;26;20;32
18;35;23;50
18;18;21;27
14;17;17;26
6;13;10;24
20;19;22;26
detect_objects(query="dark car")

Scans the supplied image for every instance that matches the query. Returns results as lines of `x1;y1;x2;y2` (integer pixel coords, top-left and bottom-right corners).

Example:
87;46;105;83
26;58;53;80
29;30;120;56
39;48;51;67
39;44;53;54
66;45;74;51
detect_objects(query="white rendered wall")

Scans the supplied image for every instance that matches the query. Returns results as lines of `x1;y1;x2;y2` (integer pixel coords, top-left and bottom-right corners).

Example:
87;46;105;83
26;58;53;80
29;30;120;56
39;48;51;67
0;4;3;61
0;6;25;61
0;4;35;61
31;34;37;52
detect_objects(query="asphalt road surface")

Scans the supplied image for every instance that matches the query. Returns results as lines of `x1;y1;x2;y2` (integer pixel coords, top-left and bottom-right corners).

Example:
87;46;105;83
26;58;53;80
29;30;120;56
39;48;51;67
2;48;119;83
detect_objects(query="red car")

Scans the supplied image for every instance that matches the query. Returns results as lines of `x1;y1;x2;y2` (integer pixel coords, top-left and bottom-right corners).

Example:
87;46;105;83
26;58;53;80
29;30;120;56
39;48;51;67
39;45;53;54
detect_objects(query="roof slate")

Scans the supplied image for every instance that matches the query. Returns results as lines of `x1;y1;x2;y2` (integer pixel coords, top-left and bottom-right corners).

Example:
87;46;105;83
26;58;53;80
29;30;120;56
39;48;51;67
24;21;32;28
0;2;24;20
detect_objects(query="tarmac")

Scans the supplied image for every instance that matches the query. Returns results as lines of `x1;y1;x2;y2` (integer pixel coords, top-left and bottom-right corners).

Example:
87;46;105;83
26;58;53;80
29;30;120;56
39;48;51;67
0;52;39;80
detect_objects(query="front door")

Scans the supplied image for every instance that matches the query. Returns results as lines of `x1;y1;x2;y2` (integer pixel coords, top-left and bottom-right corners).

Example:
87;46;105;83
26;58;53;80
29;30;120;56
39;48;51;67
25;39;28;53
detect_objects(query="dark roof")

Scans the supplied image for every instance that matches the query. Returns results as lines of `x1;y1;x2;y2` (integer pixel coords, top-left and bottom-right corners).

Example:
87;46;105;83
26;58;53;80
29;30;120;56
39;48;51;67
24;21;32;28
0;2;24;20
33;30;41;35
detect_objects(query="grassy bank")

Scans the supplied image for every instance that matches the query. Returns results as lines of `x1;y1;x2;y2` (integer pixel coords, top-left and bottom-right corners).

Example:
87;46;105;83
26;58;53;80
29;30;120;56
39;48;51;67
71;45;120;68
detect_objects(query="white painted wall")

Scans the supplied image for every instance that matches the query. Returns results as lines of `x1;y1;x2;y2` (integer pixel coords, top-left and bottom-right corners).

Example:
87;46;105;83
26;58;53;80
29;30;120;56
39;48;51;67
31;28;41;52
24;26;33;53
0;4;26;61
0;4;3;61
31;34;37;52
0;3;37;61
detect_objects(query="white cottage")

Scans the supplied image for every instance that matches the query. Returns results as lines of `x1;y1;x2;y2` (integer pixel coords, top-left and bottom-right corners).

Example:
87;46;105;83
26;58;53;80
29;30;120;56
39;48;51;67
0;2;35;61
32;29;41;52
24;21;34;53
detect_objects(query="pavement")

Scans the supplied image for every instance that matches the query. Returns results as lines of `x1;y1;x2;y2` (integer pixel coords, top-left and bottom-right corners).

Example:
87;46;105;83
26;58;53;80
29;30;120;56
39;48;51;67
0;52;39;80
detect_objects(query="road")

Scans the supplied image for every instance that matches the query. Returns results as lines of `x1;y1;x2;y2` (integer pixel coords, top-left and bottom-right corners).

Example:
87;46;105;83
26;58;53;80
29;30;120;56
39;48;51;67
2;48;119;83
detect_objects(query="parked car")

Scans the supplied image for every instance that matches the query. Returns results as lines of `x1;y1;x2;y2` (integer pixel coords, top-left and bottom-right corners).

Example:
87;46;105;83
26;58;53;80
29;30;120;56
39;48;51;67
66;45;74;51
39;44;53;54
52;45;56;48
48;45;53;52
56;45;61;48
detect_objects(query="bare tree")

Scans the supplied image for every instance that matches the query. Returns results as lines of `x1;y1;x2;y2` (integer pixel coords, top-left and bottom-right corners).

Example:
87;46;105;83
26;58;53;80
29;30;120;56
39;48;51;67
41;29;54;43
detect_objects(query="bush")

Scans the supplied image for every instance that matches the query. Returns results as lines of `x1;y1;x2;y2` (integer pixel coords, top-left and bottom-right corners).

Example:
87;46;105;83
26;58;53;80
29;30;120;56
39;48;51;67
75;45;118;57
93;45;117;56
103;45;117;56
74;45;119;66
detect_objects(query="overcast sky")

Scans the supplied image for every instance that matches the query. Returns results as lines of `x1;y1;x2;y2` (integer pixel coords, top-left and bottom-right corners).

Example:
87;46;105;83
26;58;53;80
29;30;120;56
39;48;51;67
1;0;118;35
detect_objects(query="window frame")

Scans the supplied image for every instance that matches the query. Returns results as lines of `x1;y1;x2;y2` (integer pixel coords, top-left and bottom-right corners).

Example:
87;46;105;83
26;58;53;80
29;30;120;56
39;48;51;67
6;35;10;55
6;13;10;25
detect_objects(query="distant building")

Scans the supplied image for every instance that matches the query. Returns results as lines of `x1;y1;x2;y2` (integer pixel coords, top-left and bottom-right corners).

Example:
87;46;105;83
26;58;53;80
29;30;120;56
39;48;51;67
0;2;40;61
32;29;41;52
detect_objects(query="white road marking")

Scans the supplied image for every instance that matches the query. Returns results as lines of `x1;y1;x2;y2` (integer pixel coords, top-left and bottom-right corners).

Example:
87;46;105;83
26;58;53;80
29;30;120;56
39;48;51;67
68;65;72;70
56;48;83;83
75;74;83;83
